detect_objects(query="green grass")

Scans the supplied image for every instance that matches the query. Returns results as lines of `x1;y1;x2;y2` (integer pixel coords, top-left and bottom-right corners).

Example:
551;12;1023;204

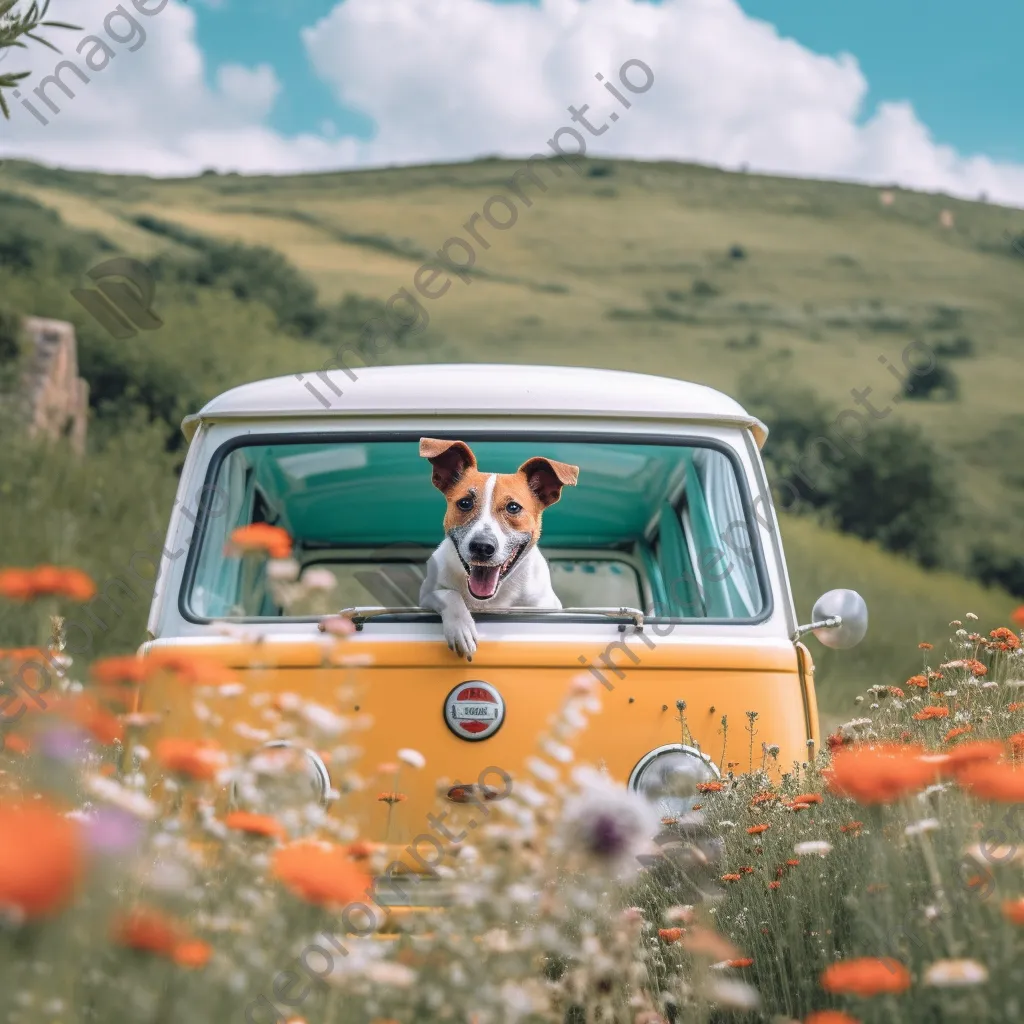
0;155;1021;713
782;513;1018;713
2;153;1021;566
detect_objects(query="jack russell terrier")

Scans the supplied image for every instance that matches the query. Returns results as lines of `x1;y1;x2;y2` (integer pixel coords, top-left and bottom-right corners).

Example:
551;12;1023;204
418;437;579;659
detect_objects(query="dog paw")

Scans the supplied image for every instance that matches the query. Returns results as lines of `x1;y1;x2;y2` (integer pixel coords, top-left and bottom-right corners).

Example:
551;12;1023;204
443;611;478;660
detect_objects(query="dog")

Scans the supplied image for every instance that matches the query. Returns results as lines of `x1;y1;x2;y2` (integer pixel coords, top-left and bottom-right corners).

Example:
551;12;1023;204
418;437;579;659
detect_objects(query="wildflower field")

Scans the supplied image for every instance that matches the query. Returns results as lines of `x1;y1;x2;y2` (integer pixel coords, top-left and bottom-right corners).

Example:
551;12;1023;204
2;543;1024;1024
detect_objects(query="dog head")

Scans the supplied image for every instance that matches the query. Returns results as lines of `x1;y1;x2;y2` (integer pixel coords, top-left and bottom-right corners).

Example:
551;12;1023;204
420;438;579;601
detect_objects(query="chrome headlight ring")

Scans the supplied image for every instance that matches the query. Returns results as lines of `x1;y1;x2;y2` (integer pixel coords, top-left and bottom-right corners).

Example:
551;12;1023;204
230;740;332;811
628;743;720;816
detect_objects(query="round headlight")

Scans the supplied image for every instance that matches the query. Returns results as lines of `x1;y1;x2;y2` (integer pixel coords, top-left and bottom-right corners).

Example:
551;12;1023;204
231;740;331;813
628;744;719;817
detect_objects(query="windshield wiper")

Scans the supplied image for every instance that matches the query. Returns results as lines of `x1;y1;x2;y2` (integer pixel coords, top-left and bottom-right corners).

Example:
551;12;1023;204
322;606;646;630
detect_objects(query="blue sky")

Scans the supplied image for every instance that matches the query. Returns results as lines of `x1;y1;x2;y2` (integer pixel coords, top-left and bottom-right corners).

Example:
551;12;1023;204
3;0;1022;201
194;0;1023;162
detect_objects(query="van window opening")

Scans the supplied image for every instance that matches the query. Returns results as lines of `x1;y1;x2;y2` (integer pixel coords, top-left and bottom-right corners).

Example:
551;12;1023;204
182;434;770;625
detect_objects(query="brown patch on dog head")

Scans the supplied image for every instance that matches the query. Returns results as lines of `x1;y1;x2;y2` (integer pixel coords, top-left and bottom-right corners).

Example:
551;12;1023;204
517;457;580;508
420;438;477;493
491;472;546;544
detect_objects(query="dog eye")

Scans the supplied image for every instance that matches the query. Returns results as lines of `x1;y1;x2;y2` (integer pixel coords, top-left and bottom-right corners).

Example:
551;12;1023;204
456;497;474;511
506;501;523;515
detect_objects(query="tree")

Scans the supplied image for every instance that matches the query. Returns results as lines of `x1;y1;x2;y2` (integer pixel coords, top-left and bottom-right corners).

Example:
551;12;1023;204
739;373;953;567
0;0;78;118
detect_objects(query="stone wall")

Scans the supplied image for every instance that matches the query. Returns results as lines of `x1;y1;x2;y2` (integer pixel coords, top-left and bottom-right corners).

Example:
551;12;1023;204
20;317;89;454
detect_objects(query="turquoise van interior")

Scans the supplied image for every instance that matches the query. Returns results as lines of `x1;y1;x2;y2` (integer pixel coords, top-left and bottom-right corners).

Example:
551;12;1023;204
186;437;767;623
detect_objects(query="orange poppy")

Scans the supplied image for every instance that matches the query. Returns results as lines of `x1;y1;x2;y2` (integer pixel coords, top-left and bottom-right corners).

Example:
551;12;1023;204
155;738;228;781
696;781;723;793
840;821;863;833
91;656;151;688
747;824;770;835
0;647;53;665
820;957;911;997
906;675;928;689
1010;733;1024;758
1002;898;1024;925
791;793;823;805
224;812;285;840
1011;606;1024;627
768;881;781;890
3;733;31;755
721;873;742;882
943;725;973;743
750;792;776;805
226;524;293;559
940;741;1005;775
988;628;1021;651
173;939;213;968
913;706;949;721
918;642;933;650
805;1013;862;1024
1007;703;1024;713
0;566;96;602
726;958;754;968
272;840;372;908
681;927;740;961
0;801;83;918
53;694;124;746
957;762;1024;802
113;908;183;955
827;744;937;804
658;927;683;943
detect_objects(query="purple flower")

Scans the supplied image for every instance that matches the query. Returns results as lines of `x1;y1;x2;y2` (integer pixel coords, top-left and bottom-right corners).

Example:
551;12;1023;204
84;806;144;856
38;724;89;762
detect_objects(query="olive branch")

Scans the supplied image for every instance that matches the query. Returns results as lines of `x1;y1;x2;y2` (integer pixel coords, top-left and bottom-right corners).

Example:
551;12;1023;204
0;0;80;119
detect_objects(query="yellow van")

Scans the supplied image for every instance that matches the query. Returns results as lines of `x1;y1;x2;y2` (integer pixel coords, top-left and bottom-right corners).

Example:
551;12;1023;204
140;363;866;899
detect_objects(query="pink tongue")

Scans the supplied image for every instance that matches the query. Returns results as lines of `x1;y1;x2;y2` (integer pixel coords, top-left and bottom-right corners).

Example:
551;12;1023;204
468;565;501;599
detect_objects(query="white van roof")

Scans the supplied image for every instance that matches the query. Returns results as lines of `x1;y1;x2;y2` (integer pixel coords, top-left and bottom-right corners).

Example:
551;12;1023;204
183;364;768;447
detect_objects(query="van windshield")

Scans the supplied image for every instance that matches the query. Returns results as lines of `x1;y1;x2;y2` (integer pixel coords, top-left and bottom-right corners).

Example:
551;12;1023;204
184;436;768;623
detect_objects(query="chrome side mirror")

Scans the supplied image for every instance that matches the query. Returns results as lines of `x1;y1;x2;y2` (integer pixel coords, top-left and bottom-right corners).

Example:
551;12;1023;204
793;588;868;649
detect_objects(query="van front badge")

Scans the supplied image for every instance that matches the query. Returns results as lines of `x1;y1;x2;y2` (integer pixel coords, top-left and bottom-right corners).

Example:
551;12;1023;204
444;681;505;741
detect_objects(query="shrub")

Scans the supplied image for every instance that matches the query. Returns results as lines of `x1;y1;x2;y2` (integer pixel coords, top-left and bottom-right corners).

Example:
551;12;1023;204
740;376;953;566
0;308;25;364
135;216;325;337
933;336;976;359
972;546;1024;599
904;359;959;401
691;279;720;298
0;191;107;275
725;332;760;351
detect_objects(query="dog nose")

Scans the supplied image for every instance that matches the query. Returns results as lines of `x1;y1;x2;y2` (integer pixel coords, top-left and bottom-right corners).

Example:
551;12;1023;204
468;538;496;560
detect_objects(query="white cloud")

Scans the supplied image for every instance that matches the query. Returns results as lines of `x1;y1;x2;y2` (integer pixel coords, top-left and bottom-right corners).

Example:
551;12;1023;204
303;0;1024;205
0;0;361;175
2;0;1024;207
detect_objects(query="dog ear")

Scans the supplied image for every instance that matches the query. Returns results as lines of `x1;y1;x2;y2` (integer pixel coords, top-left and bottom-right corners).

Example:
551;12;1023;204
420;438;477;492
518;457;579;508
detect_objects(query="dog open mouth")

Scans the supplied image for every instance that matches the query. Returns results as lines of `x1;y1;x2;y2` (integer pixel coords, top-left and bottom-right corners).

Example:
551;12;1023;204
465;542;528;600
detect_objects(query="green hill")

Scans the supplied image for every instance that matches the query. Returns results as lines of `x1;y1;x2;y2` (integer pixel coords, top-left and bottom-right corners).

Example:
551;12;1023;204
0;155;1021;709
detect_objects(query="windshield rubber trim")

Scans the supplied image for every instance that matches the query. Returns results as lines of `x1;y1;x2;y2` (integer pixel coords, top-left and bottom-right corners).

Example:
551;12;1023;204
177;429;775;628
